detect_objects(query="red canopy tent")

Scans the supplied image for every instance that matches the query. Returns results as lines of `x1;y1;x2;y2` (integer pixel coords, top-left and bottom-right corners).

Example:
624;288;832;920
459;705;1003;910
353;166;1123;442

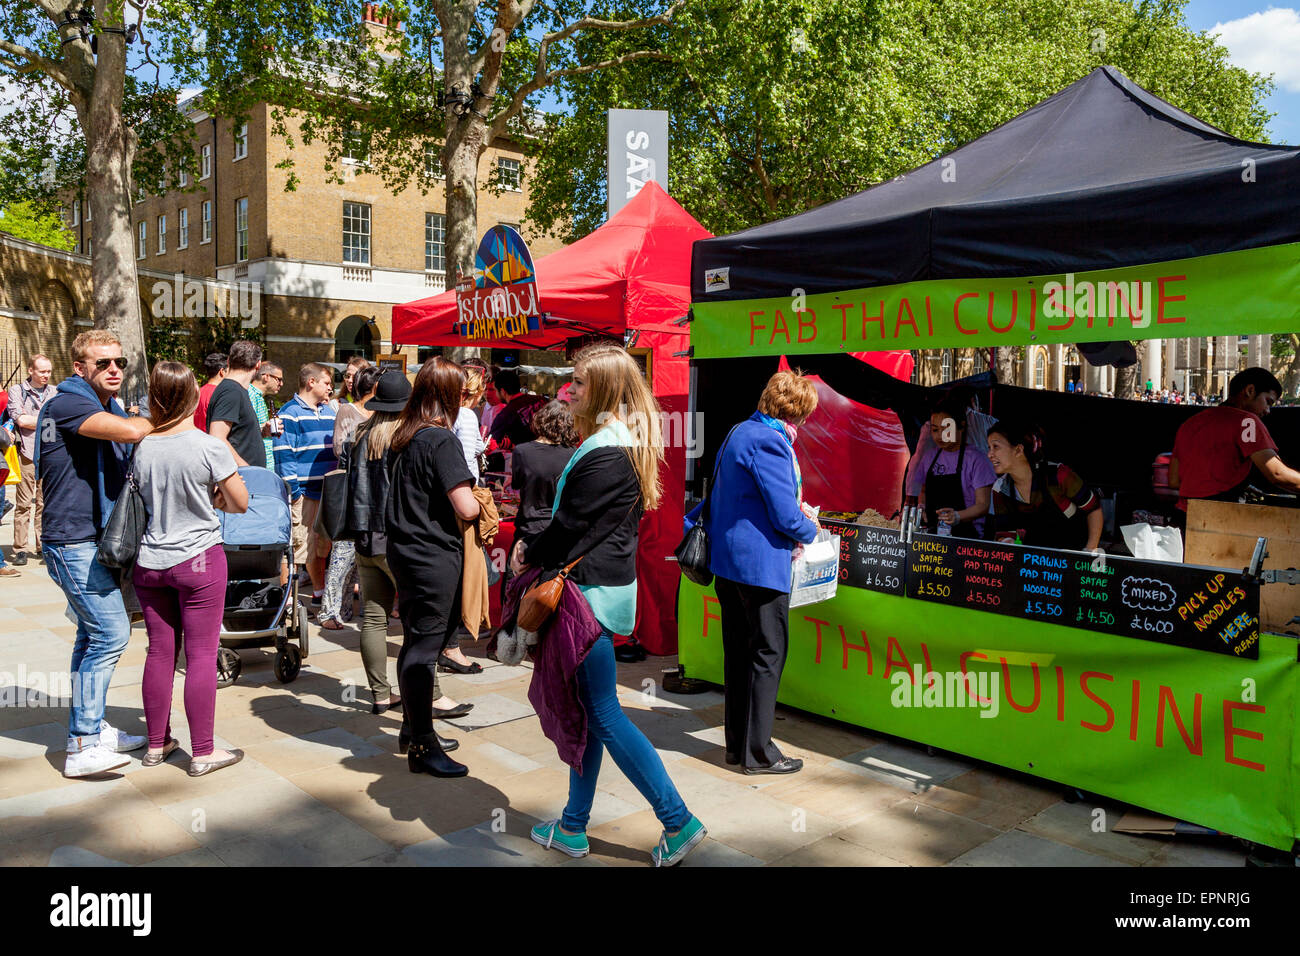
392;182;709;654
393;184;916;653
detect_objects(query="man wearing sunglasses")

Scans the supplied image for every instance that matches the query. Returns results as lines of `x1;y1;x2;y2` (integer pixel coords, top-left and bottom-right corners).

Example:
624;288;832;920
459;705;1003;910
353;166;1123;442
37;330;154;778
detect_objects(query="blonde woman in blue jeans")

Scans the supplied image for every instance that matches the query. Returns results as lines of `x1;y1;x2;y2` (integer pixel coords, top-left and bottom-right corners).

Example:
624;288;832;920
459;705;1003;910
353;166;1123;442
512;344;706;866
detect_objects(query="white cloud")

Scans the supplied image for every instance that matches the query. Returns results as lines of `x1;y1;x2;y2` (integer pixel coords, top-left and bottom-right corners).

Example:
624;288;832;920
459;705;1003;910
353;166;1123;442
1211;7;1300;93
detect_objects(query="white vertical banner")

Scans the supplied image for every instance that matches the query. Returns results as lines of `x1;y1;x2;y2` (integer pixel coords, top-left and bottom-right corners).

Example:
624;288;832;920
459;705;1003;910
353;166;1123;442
607;109;669;218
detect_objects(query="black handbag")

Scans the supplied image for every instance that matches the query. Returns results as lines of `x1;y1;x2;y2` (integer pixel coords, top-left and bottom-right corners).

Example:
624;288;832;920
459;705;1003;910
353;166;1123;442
675;427;738;587
314;468;352;541
97;462;147;570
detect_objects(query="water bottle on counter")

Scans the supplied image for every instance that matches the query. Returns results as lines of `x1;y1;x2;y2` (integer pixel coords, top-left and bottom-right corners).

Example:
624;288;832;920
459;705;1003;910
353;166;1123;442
937;519;953;537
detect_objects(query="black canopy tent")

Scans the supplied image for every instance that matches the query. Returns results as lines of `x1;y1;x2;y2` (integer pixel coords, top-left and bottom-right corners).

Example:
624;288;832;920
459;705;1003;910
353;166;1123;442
690;66;1300;302
688;65;1300;515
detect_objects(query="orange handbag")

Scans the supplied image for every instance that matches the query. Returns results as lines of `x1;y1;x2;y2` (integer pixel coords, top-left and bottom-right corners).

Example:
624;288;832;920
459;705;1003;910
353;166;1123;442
517;556;583;633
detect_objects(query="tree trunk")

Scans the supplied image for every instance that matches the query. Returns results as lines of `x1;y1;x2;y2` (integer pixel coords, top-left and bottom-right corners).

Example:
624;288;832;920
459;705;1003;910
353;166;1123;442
1280;335;1300;397
993;346;1016;384
1114;341;1142;399
72;6;148;405
440;7;488;365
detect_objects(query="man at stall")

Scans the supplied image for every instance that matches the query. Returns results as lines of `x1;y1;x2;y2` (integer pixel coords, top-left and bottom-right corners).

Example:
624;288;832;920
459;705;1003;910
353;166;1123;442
986;419;1103;552
1169;367;1300;514
488;368;546;450
916;397;996;538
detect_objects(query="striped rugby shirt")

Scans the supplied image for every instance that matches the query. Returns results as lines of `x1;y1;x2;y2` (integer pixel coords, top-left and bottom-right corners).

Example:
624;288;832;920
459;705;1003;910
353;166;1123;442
273;393;337;500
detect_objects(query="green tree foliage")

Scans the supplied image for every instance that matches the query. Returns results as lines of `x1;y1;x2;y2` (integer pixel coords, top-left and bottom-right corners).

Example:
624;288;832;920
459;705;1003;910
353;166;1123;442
527;0;1276;242
213;1;687;297
3;1;686;376
0;0;350;400
0;199;75;248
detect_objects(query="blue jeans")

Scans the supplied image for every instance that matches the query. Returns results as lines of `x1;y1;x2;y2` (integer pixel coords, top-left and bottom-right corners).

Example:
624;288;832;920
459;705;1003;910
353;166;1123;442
561;632;692;834
0;485;7;567
43;541;132;741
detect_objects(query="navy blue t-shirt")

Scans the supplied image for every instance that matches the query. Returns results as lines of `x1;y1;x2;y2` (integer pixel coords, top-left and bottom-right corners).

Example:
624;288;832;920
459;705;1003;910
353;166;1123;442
39;390;128;545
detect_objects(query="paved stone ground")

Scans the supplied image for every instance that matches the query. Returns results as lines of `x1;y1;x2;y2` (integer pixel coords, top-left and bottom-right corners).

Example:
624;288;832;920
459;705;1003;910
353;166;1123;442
0;521;1249;867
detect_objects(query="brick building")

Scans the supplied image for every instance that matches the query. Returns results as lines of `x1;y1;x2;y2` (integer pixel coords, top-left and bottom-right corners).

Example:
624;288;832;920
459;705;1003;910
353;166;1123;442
54;48;560;399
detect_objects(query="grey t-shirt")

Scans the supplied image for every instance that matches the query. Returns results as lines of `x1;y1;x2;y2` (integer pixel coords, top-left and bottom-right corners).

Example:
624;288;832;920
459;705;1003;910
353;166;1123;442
134;429;237;570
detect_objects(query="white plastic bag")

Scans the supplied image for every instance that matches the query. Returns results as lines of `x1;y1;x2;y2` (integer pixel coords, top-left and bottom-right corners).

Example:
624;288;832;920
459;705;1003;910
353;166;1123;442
1121;522;1184;563
791;529;840;607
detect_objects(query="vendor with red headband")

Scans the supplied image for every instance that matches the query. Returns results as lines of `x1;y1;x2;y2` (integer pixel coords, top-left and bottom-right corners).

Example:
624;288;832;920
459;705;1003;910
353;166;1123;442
986;419;1102;552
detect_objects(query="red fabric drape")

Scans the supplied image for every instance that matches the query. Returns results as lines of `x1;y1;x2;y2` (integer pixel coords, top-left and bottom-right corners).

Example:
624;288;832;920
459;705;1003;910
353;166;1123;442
778;353;914;520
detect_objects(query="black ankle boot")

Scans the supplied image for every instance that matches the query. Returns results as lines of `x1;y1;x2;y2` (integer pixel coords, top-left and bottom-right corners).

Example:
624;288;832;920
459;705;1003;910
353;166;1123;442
407;732;468;777
398;727;458;754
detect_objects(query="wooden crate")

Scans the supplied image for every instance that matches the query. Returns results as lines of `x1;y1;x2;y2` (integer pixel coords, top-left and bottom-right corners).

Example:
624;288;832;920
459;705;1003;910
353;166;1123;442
1184;499;1300;635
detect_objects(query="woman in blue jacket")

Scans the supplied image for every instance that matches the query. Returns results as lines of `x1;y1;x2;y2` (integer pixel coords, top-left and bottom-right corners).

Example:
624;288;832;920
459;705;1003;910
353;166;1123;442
685;370;820;774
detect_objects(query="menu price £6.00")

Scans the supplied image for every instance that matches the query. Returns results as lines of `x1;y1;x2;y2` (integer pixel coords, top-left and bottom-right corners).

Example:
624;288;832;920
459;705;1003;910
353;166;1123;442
902;535;1260;660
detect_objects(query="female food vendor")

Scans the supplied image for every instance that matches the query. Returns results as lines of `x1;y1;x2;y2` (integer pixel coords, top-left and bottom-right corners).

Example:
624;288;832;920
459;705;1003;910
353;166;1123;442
985;419;1103;552
917;397;996;538
904;385;994;502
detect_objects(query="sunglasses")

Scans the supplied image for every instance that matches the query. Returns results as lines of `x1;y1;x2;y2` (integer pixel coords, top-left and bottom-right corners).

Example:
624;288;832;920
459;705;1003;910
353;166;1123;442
91;357;128;371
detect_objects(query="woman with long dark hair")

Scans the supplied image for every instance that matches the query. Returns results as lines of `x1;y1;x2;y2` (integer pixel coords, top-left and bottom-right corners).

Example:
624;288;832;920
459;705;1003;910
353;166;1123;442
132;361;249;776
385;357;481;776
986;418;1102;551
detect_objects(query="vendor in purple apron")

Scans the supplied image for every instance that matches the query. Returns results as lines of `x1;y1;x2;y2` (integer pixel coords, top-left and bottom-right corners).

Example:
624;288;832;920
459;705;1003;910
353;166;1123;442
986;419;1103;552
918;398;996;538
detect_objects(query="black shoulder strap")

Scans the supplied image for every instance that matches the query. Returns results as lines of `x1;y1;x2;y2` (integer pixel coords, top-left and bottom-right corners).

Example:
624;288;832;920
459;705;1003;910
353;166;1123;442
701;424;741;525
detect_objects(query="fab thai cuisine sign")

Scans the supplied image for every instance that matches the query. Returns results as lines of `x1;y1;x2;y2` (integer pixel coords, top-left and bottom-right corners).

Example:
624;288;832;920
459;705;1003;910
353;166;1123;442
455;225;543;340
690;242;1300;357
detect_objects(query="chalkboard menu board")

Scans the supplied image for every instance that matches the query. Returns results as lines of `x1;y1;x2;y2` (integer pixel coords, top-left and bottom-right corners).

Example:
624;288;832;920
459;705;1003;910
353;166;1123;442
904;534;1260;660
822;520;907;596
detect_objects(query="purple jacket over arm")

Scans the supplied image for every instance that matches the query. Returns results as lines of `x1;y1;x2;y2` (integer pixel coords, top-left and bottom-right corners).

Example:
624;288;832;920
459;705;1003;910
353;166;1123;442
503;568;602;772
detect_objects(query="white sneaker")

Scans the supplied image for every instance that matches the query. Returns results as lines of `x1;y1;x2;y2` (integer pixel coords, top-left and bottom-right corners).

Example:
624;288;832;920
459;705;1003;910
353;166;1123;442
99;721;146;753
63;745;130;778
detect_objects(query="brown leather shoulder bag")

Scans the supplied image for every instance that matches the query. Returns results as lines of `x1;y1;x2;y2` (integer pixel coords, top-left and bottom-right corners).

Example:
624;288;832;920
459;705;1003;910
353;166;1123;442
517;556;582;632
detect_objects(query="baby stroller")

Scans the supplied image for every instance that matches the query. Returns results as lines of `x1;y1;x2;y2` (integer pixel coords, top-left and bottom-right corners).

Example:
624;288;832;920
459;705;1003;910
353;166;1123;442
216;466;309;687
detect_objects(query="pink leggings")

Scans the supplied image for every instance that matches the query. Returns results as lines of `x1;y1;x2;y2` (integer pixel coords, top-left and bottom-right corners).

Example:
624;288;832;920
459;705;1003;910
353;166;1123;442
133;545;228;757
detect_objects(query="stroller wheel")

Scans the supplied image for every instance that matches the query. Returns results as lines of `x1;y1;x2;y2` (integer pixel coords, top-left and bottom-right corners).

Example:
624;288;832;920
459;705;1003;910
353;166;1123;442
274;644;302;684
217;647;242;688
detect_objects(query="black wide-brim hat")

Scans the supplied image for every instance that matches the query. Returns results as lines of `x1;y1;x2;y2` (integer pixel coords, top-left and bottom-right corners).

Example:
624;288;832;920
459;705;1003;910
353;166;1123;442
367;369;413;412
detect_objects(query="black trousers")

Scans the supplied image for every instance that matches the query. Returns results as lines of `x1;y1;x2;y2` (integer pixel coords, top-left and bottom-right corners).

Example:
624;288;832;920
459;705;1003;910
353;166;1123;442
396;586;461;737
714;576;790;768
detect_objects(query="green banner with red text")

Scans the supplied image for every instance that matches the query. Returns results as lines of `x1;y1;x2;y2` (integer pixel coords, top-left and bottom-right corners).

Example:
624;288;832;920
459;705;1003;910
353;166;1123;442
690;242;1300;357
678;581;1300;850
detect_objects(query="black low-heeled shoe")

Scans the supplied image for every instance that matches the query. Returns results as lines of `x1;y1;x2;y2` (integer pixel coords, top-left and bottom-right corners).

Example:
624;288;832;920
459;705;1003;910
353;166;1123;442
398;728;459;754
371;696;404;715
431;701;474;720
407;733;468;777
437;653;483;674
614;640;647;663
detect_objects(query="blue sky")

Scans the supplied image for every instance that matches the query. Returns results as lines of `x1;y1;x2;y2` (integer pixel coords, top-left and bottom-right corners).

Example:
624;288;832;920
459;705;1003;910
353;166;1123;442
106;2;1300;146
1185;1;1300;143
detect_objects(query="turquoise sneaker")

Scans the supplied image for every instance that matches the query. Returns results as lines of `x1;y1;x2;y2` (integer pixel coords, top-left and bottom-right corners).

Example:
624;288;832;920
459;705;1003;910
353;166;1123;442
651;815;707;867
531;819;590;858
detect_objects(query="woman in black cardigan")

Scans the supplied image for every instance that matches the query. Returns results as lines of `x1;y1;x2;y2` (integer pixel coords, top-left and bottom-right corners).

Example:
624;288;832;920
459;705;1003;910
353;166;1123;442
512;344;706;867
